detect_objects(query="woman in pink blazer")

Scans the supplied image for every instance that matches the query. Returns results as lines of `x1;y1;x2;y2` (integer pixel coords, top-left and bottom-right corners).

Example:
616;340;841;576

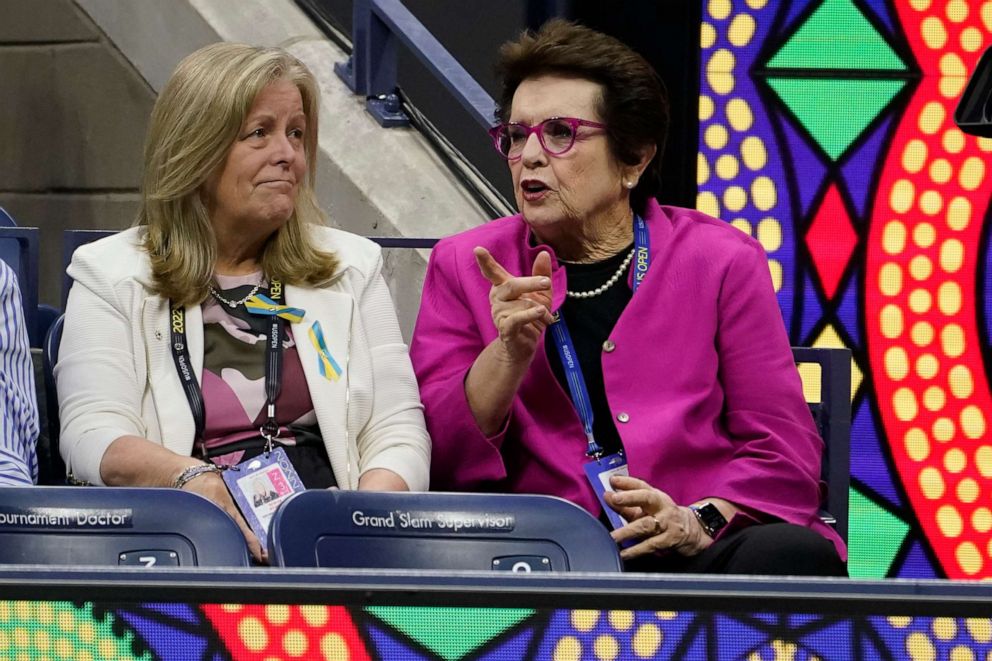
411;20;845;575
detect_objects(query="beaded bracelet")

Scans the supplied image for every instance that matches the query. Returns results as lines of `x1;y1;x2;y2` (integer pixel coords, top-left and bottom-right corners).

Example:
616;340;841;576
173;464;222;490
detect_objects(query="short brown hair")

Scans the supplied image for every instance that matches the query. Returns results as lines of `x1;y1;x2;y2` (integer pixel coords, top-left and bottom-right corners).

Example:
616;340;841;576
495;19;669;215
139;43;337;306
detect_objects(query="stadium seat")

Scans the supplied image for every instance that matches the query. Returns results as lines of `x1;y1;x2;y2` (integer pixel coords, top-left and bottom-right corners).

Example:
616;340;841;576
59;232;435;306
268;490;623;572
793;346;851;543
62;229;117;308
367;237;439;249
41;314;66;484
0;485;250;566
0;223;43;347
0;208;18;276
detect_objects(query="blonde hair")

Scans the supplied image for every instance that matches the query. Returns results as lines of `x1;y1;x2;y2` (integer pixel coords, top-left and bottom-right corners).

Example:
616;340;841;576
138;42;338;306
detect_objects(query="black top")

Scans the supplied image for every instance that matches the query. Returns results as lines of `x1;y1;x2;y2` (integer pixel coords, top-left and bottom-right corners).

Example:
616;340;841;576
545;244;634;457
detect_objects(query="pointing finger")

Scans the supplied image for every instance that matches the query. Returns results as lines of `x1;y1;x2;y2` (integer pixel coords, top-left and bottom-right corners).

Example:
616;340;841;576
532;250;552;280
474;247;513;286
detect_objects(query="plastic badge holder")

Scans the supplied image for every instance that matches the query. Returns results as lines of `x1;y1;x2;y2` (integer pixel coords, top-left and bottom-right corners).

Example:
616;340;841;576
954;46;992;137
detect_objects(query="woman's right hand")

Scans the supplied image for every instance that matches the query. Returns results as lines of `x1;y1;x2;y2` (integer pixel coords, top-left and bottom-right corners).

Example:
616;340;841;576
474;247;555;364
179;469;266;564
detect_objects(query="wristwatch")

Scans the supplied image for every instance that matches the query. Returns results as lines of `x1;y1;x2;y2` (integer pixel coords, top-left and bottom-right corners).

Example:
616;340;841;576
689;502;728;538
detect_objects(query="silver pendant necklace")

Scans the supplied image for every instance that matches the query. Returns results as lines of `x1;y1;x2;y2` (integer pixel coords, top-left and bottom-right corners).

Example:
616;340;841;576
565;249;635;299
209;279;263;308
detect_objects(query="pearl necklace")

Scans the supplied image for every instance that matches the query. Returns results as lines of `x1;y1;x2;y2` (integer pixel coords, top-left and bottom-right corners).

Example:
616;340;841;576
209;280;262;308
565;249;635;299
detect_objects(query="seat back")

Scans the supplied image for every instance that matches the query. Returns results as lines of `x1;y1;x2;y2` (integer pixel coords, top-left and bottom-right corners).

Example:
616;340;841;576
366;237;439;249
793;346;851;542
0;225;41;346
41;314;66;484
268;490;623;572
59;232;433;308
0;208;20;280
0;485;250;566
62;229;117;308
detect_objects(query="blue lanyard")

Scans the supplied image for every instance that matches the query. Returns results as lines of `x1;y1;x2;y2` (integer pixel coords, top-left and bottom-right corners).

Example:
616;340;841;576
551;214;650;457
632;213;650;294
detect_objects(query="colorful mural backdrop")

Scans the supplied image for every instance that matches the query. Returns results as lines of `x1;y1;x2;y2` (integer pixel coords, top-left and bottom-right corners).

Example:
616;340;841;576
697;0;992;578
2;600;992;660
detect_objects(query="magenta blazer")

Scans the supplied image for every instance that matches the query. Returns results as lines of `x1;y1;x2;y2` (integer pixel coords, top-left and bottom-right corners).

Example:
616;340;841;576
410;201;845;558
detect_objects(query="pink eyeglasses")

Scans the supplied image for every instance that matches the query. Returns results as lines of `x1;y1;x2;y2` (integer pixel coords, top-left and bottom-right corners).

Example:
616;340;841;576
488;117;607;160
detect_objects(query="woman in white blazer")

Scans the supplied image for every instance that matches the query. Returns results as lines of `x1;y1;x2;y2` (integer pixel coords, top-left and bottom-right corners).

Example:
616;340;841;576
57;44;430;562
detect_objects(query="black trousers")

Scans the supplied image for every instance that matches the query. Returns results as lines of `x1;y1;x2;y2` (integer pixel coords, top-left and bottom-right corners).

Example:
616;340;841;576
624;522;847;577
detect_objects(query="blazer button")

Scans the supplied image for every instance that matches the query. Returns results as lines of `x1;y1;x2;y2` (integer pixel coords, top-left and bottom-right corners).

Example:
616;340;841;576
616;412;630;423
602;340;616;352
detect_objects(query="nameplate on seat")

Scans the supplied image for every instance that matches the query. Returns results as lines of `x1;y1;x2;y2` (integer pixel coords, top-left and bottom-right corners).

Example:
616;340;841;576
0;507;133;529
350;509;515;533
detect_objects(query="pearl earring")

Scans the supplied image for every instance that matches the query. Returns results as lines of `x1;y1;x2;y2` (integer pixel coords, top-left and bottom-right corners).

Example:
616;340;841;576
625;181;635;189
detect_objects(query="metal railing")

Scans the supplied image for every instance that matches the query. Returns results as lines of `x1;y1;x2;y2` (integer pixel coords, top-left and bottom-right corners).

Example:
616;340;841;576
335;0;497;130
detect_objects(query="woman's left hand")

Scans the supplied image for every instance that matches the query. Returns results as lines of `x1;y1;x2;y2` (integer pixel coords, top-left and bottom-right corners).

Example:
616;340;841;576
604;475;711;560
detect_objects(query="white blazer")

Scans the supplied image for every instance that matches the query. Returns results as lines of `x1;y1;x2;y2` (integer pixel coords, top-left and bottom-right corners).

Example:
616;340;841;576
57;226;430;491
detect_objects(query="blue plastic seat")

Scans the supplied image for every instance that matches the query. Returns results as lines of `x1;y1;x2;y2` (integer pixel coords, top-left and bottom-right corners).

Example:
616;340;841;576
0;208;19;277
0;223;42;346
0;209;59;347
0;485;250;566
58;232;435;306
61;229;117;308
268;490;623;572
41;314;66;484
793;346;851;543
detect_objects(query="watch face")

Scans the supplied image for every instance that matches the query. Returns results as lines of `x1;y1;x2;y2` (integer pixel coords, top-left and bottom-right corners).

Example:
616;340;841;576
695;503;728;535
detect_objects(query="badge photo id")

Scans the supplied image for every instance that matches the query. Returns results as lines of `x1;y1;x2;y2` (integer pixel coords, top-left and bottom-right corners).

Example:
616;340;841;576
222;447;305;547
583;452;630;531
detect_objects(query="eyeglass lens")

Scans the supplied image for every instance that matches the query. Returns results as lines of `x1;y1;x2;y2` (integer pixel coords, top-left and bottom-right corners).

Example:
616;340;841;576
498;119;576;157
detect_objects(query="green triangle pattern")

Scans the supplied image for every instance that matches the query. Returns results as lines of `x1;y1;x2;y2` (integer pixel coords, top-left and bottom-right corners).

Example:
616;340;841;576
366;606;534;661
766;77;905;160
768;0;905;70
848;487;909;578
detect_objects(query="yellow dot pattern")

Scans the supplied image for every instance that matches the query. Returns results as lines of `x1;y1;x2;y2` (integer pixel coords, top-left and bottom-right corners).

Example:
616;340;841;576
558;610;682;658
320;633;348;660
0;601;148;660
698;3;782;294
299;605;329;628
571;610;600;632
594;634;619;661
907;631;936;660
910;255;933;280
266;605;291;626
930;158;952;183
215;604;377;660
934;617;958;640
966;618;992;642
554;636;582;661
632;624;662;658
870;5;992;579
282;629;308;657
608;610;635;631
239;616;269;652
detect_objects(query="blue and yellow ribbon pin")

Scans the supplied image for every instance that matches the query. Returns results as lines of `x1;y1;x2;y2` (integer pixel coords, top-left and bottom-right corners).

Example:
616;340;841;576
244;294;306;323
309;321;343;381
